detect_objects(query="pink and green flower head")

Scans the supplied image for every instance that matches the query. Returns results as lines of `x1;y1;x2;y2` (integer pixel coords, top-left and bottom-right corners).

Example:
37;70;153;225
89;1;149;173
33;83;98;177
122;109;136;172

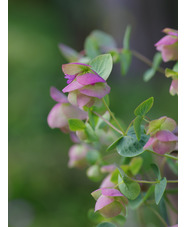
47;87;87;133
144;130;178;155
155;28;178;62
62;63;110;108
91;188;128;218
146;116;177;136
68;144;88;168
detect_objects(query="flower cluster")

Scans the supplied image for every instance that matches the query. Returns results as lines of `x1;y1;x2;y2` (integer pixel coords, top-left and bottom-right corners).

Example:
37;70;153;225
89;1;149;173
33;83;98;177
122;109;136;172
91;188;128;218
144;116;178;154
62;63;110;108
47;27;178;226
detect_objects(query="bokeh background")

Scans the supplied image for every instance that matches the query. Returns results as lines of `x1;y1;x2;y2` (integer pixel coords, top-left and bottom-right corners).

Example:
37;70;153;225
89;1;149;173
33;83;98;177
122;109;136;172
9;0;178;226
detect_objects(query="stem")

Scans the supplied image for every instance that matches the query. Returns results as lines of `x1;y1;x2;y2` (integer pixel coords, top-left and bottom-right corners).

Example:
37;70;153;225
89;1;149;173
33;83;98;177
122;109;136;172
131;50;165;75
125;119;134;134
102;98;126;136
115;177;178;185
92;111;123;135
146;149;178;161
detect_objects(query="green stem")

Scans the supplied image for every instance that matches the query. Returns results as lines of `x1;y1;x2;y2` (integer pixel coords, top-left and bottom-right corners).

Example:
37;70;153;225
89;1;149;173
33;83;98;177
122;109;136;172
125;119;134;135
115;177;178;186
146;149;178;161
131;50;165;75
102;98;126;136
92;111;123;135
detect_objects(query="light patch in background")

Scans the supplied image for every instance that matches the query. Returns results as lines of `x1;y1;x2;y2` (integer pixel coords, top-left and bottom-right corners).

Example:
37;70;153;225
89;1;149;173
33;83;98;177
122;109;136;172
9;199;35;227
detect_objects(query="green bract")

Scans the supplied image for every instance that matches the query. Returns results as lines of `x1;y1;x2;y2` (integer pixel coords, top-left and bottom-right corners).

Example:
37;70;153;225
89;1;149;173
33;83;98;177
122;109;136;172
89;54;113;80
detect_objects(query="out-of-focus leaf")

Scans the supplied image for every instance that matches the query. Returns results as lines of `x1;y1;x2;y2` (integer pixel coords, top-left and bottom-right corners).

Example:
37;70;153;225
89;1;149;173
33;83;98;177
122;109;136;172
58;43;79;62
97;222;117;227
129;157;143;175
151;163;161;180
123;25;132;50
120;49;132;76
68;119;85;131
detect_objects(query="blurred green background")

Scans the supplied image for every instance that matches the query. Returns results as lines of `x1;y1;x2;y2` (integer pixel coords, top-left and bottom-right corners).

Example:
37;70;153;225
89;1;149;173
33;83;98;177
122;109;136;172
9;0;177;226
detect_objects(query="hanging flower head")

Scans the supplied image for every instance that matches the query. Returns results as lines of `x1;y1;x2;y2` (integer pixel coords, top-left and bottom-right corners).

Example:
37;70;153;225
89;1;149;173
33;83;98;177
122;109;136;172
155;28;178;62
144;116;178;154
47;87;87;133
68;144;89;168
62;63;110;108
91;188;128;218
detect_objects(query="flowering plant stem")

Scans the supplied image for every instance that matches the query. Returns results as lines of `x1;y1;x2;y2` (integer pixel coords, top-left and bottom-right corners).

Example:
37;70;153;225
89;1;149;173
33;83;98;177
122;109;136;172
102;98;126;136
92;110;123;135
146;149;178;160
131;49;165;74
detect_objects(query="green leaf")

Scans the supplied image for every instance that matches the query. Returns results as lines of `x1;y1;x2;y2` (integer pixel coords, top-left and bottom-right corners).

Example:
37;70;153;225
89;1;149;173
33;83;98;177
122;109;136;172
120;49;132;75
88;109;95;129
166;159;178;175
151;163;161;180
116;126;149;157
88;208;104;223
111;215;126;226
86;150;100;165
85;122;98;141
165;68;178;80
129;157;143;175
134;97;154;117
152;52;162;70
68;119;85;131
133;116;143;140
89;54;113;80
58;43;79;62
143;53;162;82
118;175;140;200
155;177;167;205
97;222;116;227
173;62;178;72
85;30;116;59
143;68;156;82
85;36;100;59
123;25;132;50
129;185;155;209
106;136;123;152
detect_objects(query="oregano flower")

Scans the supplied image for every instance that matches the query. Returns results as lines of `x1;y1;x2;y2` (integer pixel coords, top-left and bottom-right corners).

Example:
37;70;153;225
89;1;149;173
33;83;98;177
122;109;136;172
62;63;110;108
155;28;178;62
47;87;87;133
91;188;128;218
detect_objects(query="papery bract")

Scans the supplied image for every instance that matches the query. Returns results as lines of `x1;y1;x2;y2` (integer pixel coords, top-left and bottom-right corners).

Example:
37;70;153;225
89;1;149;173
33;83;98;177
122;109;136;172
144;130;178;154
155;28;178;62
91;188;127;218
47;87;87;133
146;116;177;136
169;79;178;96
62;63;110;108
